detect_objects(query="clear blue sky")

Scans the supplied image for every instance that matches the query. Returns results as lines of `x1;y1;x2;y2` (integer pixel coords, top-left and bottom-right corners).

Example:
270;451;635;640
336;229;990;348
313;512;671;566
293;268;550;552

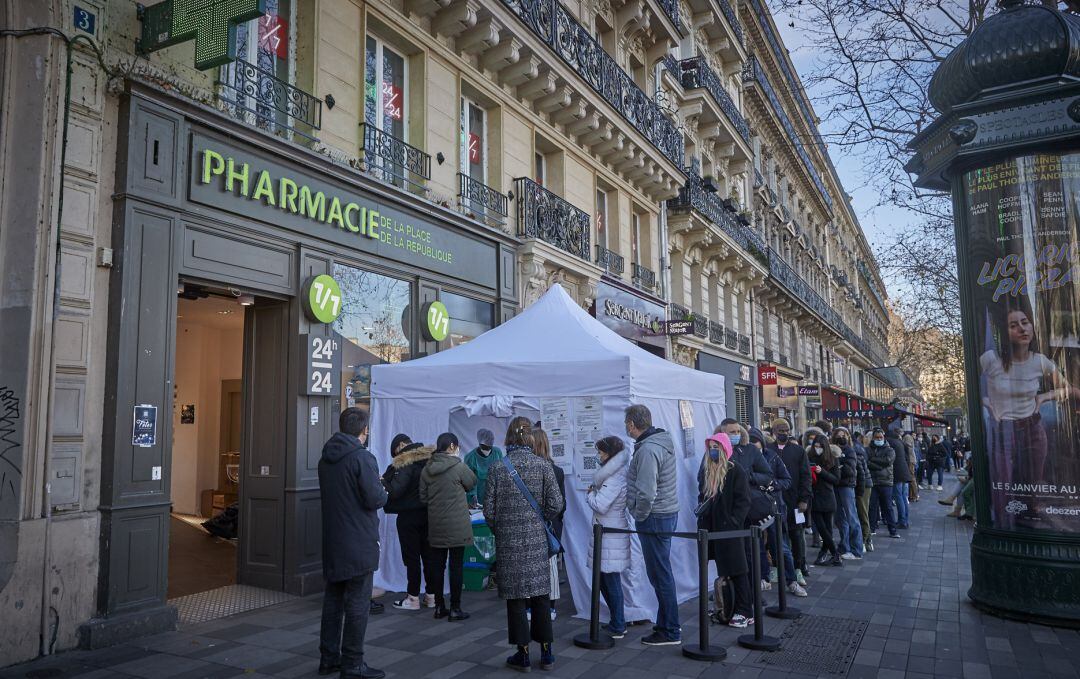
773;17;918;253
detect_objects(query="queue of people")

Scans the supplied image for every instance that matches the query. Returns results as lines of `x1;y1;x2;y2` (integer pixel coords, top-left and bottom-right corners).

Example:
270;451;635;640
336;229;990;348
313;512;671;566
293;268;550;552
315;405;946;678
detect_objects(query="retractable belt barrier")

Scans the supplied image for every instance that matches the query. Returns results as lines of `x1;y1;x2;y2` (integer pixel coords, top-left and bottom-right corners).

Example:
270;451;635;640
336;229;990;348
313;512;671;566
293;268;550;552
572;516;781;661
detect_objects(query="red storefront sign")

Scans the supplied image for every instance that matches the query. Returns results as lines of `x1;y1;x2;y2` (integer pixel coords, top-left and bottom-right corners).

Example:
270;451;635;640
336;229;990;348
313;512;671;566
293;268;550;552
758;364;778;385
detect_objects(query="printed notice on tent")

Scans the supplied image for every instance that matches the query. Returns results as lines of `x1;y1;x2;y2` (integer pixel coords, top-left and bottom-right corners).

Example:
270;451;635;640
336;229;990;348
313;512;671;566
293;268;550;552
574;396;603;489
679;400;696;458
540;397;573;471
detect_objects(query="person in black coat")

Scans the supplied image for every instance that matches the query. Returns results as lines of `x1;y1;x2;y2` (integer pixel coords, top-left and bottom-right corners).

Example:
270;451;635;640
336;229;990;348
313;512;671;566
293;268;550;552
318;408;388;679
926;435;949;489
807;435;842;567
697;432;754;628
831;430;863;559
885;426;912;529
766;418;813;580
382;439;438;611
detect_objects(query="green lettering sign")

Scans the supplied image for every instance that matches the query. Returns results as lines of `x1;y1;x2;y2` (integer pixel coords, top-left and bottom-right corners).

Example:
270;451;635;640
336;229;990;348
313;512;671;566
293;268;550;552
138;0;266;70
422;301;451;342
303;274;342;324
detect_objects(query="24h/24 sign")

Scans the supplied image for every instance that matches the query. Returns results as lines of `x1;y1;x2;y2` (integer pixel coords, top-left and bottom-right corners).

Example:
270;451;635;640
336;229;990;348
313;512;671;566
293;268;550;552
138;0;266;70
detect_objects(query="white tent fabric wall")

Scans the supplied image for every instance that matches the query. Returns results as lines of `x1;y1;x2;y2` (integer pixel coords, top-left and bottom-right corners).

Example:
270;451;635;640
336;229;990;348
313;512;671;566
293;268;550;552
368;285;727;624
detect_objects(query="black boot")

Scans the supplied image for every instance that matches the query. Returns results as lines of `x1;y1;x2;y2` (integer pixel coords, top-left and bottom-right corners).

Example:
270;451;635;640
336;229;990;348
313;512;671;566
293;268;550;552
317;657;340;676
433;602;450;619
830;553;844;567
340;663;385;679
506;646;531;673
539;643;554;671
448;607;470;621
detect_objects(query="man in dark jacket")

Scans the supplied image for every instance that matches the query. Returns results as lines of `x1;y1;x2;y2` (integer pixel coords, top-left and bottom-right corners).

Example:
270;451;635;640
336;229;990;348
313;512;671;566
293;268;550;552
866;428;899;540
926;435;949;490
886;425;912;529
318;408;388;679
766;418;813;584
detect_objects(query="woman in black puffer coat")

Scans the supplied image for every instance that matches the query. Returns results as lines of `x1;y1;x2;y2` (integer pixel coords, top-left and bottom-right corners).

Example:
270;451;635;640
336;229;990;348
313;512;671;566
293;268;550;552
808;435;843;567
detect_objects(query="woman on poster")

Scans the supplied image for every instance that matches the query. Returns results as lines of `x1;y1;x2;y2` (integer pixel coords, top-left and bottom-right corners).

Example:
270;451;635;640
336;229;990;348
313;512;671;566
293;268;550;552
980;303;1079;524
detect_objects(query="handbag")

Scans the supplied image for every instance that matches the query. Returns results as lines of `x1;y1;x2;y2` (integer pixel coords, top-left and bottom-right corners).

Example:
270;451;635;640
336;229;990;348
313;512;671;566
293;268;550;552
710;577;735;625
694;494;716;518
747;485;778;524
501;457;563;558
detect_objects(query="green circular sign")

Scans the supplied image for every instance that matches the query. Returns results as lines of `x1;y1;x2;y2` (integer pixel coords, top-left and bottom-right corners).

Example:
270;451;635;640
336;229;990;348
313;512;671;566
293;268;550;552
304;274;342;324
422;301;451;342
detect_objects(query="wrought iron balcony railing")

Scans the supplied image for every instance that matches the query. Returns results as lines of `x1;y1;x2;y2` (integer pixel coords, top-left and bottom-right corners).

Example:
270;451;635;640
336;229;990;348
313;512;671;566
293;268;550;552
692;315;708;338
764;347;775;362
742;55;831;208
361;124;431;191
709;320;724;344
724;328;738;350
669;303;690;321
717;0;744;45
779;353;790;368
857;260;888;309
596;245;626;275
766;186;778;207
458;173;509;229
514;177;590;261
632;263;656;291
500;0;682;167
670;171;766;259
738;334;751;355
656;0;683;33
218;57;322;142
767;248;849;340
679;57;751;144
754;169;764;189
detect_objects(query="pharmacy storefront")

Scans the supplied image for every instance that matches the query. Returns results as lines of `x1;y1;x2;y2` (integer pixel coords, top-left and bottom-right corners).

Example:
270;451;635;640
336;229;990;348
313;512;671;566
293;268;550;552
88;88;516;643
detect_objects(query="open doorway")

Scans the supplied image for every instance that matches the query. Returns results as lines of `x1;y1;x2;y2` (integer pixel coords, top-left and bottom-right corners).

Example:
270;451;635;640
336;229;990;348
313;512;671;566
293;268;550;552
168;290;246;599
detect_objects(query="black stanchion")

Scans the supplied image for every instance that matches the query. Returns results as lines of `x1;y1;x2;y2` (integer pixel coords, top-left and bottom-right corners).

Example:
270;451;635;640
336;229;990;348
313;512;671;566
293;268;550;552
573;523;614;650
682;529;727;661
766;510;801;620
738;526;781;651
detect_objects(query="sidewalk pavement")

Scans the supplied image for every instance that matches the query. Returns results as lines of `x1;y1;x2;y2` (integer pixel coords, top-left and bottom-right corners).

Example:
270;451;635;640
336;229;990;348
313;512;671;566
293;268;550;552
4;480;1079;679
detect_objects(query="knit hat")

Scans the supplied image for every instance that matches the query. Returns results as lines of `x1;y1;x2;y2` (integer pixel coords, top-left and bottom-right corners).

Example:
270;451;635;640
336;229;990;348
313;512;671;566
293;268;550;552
390;433;412;456
771;417;791;430
748;426;767;447
705;432;734;460
477;428;494;446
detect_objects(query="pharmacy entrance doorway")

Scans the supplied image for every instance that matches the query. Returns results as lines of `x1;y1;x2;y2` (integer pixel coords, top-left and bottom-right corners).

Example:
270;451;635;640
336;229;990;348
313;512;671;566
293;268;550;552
167;283;291;607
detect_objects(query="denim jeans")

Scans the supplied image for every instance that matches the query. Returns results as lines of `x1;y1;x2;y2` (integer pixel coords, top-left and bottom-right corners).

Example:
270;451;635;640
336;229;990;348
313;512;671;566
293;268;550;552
836;487;863;556
893;482;910;527
760;520;796;582
870;485;897;535
320;570;373;669
928;463;945;486
637;512;680;640
599;571;625;633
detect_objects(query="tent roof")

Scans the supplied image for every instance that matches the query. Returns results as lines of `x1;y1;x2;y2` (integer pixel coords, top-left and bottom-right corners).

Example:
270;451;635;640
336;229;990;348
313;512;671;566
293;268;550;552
371;284;726;402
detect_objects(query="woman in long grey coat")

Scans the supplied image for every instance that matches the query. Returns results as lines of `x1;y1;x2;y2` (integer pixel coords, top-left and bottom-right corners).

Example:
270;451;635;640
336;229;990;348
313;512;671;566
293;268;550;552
483;417;564;673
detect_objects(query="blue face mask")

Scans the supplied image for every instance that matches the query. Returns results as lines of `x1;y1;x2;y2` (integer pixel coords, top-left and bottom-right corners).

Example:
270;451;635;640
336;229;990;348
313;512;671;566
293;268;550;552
728;434;742;446
708;448;721;462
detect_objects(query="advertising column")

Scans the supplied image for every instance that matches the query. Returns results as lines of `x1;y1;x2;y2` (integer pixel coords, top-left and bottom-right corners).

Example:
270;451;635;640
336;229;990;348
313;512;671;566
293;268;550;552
963;154;1080;532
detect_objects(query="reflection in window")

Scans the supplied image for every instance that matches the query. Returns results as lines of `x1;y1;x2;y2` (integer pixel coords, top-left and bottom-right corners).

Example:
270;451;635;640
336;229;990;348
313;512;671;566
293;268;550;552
441;291;493;348
333;264;412;412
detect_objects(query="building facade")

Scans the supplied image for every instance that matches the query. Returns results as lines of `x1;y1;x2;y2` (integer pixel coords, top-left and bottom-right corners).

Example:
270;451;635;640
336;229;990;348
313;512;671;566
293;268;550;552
0;0;889;665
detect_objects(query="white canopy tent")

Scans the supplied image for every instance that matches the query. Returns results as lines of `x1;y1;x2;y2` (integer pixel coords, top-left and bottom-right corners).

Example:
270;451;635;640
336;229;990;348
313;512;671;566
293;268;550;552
369;284;727;622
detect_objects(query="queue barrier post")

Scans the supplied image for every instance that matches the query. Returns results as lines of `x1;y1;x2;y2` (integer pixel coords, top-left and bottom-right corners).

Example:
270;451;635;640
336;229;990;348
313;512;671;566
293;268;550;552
738;524;781;651
573;523;615;650
681;529;727;661
766;509;801;620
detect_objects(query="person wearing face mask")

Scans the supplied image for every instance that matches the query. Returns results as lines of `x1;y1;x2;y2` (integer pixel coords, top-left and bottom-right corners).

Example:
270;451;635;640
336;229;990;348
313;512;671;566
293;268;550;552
766;418;813;585
866;427;899;539
885;425;913;529
698;432;754;627
464;428;504;508
586;436;630;638
808;435;843;567
831;428;863;561
748;425;804;597
851;432;873;553
420;432;477;622
318;408;388;679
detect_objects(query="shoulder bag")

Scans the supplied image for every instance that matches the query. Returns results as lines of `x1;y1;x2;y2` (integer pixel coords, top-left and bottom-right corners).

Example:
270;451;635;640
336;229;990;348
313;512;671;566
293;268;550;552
501;456;563;558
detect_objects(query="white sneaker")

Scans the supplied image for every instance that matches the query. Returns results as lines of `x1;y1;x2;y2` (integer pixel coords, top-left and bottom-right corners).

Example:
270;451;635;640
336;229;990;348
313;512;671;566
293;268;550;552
937;485;944;491
787;582;808;597
393;595;420;610
422;594;436;608
550;607;557;621
840;552;855;560
768;567;778;584
760;579;773;591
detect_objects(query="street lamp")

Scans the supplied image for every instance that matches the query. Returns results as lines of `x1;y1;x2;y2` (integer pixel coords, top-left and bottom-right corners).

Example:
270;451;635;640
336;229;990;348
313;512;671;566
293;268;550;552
908;0;1080;624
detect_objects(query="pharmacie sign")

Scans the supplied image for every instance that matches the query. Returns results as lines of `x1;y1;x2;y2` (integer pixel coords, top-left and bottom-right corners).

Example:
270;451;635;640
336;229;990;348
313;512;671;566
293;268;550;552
189;133;497;288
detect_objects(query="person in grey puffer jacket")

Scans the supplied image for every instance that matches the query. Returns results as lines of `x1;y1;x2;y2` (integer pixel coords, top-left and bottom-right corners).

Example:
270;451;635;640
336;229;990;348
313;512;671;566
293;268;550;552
624;404;681;646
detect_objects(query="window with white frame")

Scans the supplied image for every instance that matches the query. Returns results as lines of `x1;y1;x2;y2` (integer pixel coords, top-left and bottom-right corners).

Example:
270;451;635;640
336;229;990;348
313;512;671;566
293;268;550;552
460;97;487;184
631;211;642;267
595;188;608;249
221;1;295;133
365;36;407;142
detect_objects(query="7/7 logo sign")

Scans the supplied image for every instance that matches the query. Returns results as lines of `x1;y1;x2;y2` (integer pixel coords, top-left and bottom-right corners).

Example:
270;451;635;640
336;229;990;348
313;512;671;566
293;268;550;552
422;301;450;342
303;274;342;324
